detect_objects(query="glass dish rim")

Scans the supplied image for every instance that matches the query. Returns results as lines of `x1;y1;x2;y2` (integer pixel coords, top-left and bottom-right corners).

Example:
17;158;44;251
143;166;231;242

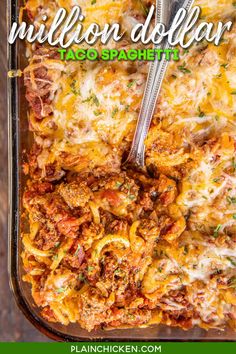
7;0;236;342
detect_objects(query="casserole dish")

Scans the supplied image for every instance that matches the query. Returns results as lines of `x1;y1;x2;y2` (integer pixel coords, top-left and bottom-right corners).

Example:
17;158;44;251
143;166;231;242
8;0;236;341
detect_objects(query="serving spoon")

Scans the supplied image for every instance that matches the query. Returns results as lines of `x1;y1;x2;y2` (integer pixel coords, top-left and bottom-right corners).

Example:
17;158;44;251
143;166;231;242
124;0;194;170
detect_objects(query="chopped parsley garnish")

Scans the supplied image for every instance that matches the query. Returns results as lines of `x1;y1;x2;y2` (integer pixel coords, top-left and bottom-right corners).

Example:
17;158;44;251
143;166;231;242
91;0;96;4
221;63;229;69
114;268;121;275
213;177;221;183
92;94;99;106
112;107;119;118
184;245;189;255
214;269;222;275
229;277;236;288
94;110;102;116
232;158;236;171
177;62;191;74
219;38;227;44
137;0;148;16
87;266;94;272
78;273;85;281
231;91;236;95
198;106;205;117
70;80;80;96
56;287;66;294
127;80;136;88
227;196;236;204
74;244;81;257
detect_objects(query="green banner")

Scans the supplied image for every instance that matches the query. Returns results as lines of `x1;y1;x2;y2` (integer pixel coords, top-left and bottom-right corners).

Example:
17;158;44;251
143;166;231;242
0;342;235;354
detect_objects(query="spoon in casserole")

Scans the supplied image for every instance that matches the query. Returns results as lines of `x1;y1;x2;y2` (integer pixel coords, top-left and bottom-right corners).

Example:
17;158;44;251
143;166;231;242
124;0;194;170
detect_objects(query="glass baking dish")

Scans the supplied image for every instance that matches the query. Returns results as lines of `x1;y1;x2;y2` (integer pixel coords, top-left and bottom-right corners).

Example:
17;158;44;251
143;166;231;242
7;0;236;342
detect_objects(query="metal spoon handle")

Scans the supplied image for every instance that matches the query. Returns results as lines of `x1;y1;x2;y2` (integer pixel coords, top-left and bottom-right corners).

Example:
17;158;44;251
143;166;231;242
125;0;194;169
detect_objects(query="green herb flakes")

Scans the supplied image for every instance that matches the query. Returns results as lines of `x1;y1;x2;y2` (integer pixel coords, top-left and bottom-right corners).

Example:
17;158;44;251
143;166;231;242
213;224;222;238
178;62;191;74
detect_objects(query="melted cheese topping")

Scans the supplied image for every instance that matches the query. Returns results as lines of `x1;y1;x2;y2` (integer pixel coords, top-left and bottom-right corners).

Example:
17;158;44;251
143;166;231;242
23;0;236;332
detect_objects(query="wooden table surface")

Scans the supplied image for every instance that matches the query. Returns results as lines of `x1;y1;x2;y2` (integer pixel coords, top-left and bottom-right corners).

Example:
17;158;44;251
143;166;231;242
0;0;50;342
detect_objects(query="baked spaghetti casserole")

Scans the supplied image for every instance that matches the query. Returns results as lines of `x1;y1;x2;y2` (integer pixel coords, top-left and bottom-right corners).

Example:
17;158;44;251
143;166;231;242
21;0;236;332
